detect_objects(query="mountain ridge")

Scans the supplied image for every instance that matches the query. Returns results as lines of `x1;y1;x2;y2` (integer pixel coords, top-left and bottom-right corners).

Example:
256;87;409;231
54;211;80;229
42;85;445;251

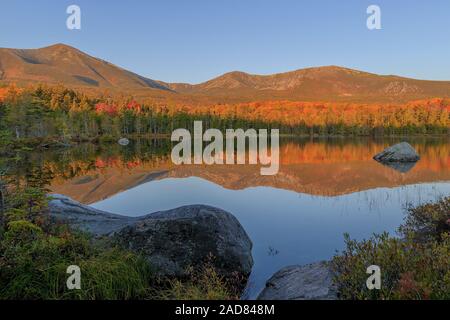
2;43;450;103
0;43;171;91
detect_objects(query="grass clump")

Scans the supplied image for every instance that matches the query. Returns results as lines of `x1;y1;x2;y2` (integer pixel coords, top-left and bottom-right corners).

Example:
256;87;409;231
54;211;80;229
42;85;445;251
332;197;450;300
0;185;154;300
156;258;240;300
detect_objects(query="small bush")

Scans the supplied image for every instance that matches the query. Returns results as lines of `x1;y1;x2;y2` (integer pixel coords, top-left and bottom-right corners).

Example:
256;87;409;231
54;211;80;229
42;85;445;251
5;220;43;243
332;233;450;300
399;197;450;242
332;197;450;300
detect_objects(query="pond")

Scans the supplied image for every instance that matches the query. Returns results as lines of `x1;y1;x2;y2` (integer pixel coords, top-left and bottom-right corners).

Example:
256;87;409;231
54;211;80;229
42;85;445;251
29;136;450;298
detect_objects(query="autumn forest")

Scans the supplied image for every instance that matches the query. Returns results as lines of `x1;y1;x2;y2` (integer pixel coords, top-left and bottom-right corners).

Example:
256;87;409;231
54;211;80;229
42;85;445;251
0;84;449;147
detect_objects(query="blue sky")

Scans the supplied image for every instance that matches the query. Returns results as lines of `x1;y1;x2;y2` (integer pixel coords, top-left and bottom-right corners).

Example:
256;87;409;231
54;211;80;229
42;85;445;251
1;0;449;83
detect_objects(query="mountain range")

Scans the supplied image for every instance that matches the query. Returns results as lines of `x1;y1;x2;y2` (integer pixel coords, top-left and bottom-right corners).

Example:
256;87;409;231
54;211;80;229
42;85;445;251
1;43;450;103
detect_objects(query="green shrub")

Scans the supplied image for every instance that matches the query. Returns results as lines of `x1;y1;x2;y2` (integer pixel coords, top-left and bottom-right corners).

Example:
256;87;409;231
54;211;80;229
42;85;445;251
5;220;43;243
399;197;450;242
332;197;450;300
0;185;155;300
332;233;450;300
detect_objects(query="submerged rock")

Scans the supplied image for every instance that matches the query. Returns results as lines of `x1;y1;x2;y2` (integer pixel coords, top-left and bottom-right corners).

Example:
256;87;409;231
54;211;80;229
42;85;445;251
257;262;337;300
378;161;417;173
48;195;253;278
373;142;420;163
118;138;130;146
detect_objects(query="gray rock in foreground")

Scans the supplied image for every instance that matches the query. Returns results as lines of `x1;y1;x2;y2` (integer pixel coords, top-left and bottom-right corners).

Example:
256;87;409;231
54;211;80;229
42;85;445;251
373;142;420;163
49;195;253;278
257;262;337;300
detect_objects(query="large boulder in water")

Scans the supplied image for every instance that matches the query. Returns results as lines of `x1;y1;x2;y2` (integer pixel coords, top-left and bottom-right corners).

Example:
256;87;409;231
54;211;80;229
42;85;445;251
257;262;337;300
49;195;253;278
373;142;420;163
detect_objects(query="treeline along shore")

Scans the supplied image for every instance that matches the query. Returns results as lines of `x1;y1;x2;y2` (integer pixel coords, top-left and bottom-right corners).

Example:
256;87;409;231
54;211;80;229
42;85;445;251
0;84;449;149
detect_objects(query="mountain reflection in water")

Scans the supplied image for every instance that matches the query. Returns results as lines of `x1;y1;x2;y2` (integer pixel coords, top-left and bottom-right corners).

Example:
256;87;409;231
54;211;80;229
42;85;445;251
42;137;450;298
47;137;450;204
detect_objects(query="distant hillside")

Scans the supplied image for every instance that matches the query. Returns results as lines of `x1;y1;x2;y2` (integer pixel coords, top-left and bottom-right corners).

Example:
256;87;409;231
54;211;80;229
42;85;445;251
163;67;450;103
2;43;450;103
0;44;171;91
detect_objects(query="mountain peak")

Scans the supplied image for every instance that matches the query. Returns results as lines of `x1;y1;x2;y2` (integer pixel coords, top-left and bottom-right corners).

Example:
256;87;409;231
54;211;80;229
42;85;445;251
43;43;74;49
0;43;171;91
39;43;80;53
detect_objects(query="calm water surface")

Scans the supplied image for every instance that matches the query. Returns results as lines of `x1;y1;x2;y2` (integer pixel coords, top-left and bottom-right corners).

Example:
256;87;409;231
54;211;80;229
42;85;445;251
42;137;450;298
